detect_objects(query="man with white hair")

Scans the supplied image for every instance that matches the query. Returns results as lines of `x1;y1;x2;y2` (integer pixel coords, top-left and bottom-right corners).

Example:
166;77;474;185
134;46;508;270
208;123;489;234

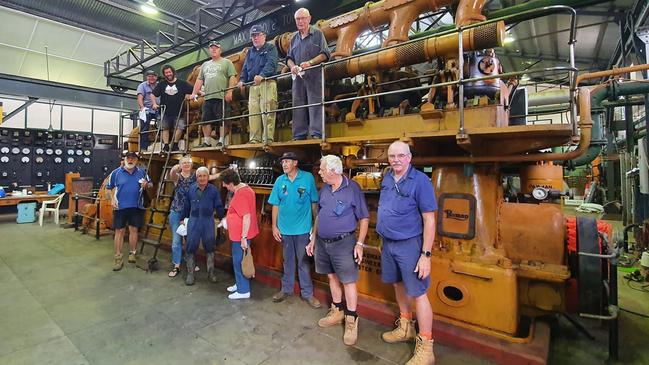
307;154;369;346
180;166;225;285
286;7;330;140
107;151;152;271
377;140;437;365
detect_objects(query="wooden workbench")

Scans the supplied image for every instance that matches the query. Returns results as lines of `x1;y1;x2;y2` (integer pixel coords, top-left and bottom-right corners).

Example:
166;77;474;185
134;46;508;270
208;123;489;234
0;194;60;207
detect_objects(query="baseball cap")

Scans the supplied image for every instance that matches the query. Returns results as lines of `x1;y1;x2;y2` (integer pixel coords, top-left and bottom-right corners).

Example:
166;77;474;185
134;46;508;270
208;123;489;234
124;151;140;159
250;25;265;36
208;40;221;48
144;69;156;76
279;151;299;162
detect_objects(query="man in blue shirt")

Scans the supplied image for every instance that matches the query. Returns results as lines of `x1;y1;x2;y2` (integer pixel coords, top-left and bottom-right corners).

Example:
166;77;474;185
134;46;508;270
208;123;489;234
268;152;321;308
306;155;369;346
181;166;225;286
136;69;158;151
286;8;330;140
377;141;437;364
237;25;279;144
106;152;152;271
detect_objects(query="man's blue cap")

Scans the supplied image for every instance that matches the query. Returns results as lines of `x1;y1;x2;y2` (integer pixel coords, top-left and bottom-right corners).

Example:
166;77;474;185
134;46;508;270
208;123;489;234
250;25;265;36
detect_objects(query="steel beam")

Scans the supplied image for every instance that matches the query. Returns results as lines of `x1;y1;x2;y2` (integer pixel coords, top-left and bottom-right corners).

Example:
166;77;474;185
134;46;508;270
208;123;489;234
3;97;38;122
0;73;137;111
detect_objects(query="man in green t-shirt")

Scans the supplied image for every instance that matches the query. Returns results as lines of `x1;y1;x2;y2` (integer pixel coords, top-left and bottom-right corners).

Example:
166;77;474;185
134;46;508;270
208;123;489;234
191;41;237;148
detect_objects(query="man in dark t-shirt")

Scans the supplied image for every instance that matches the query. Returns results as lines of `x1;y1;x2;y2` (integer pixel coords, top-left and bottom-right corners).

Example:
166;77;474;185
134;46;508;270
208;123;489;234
151;64;193;153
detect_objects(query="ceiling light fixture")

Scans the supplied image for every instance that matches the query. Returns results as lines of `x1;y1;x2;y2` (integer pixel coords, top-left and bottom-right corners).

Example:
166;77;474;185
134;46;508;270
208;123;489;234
141;0;159;15
503;35;515;44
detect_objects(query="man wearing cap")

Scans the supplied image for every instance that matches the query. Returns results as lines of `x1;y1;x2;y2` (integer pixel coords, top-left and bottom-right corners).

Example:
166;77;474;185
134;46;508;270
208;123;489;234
150;64;193;153
268;152;321;308
307;154;369;346
191;41;237;148
377;140;437;365
106;152;152;271
286;7;330;140
136;70;158;151
237;25;279;144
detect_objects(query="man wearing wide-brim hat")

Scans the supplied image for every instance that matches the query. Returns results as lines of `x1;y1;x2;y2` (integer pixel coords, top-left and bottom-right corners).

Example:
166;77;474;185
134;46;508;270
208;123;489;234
267;152;321;309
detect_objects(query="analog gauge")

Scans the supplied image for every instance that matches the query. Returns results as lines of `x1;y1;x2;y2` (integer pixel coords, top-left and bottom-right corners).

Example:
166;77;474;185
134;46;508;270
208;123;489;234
1;171;7;177
67;157;75;164
54;157;62;164
46;148;54;155
83;157;91;164
54;149;62;155
22;147;30;155
75;149;83;156
36;148;44;155
36;171;43;177
0;156;8;163
67;149;74;156
83;150;91;156
35;156;44;164
21;156;30;163
1;147;9;154
532;187;549;201
11;147;20;154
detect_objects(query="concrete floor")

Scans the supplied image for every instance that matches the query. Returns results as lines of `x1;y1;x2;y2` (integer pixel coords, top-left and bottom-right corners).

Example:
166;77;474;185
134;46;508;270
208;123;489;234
0;216;495;365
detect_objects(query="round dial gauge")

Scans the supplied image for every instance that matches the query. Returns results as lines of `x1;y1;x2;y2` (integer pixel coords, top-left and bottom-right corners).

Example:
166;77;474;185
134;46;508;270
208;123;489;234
1;171;7;177
67;149;75;156
11;147;20;155
0;156;9;163
35;156;44;164
83;150;91;156
46;148;54;155
532;187;549;201
0;147;9;154
75;149;83;156
67;157;75;164
54;149;62;155
83;157;91;164
22;148;30;155
54;157;62;164
21;156;30;163
35;148;44;155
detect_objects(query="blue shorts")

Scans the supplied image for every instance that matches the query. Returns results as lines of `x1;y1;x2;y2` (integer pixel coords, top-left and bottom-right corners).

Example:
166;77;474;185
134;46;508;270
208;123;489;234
315;234;359;284
380;235;429;297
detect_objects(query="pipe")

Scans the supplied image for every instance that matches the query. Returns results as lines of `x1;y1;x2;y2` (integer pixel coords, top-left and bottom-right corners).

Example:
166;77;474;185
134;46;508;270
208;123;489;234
623;223;641;253
576;64;649;85
317;0;461;58
347;87;592;167
325;21;504;80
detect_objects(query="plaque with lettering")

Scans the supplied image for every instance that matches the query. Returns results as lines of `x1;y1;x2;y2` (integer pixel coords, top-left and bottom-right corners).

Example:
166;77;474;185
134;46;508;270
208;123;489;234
436;193;476;239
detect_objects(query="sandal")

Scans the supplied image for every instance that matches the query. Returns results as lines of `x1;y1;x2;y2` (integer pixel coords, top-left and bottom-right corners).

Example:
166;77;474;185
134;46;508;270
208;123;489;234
168;267;180;277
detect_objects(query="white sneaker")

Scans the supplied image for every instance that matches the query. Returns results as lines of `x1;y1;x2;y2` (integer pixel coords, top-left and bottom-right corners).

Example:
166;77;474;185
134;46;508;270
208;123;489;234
228;292;250;300
227;284;237;292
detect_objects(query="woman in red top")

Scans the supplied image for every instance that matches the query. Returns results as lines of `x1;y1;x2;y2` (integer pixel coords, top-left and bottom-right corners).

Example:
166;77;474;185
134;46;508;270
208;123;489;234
221;168;259;299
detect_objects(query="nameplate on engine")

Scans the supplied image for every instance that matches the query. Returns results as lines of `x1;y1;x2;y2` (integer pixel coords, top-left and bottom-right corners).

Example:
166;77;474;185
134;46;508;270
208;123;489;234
436;193;476;240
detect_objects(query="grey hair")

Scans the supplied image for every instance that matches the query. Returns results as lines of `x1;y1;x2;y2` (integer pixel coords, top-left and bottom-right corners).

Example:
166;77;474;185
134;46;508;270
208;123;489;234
388;140;411;155
196;166;209;176
180;155;193;164
295;7;310;17
321;154;343;175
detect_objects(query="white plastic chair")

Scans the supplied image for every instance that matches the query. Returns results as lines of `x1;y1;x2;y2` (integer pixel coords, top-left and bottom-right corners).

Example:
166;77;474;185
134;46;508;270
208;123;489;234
39;193;65;227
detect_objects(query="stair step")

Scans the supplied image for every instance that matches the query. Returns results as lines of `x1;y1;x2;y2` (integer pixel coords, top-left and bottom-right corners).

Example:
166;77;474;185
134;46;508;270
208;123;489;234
147;223;165;230
141;238;161;247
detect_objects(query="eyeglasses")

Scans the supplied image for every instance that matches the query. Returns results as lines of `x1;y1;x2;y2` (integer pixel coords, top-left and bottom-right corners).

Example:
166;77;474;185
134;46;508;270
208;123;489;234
394;182;409;198
388;153;410;160
295;16;309;21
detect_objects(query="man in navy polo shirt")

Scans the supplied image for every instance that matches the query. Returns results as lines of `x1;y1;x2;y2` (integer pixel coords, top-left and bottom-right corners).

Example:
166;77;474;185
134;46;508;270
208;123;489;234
237;25;279;144
107;152;152;271
377;140;437;365
306;155;368;346
268;151;321;308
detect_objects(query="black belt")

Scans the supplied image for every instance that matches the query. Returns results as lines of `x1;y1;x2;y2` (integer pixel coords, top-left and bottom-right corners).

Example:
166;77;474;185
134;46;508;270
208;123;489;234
318;231;354;243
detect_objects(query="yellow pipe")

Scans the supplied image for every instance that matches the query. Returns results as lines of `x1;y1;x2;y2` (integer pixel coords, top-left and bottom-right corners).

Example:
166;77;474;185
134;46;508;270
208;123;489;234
576;64;649;85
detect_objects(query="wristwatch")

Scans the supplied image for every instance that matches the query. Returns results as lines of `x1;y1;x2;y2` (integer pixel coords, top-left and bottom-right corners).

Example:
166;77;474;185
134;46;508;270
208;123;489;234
421;250;431;257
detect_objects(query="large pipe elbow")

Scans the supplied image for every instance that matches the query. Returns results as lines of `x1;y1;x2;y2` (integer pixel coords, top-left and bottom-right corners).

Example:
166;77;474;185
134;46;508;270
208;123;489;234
455;0;487;25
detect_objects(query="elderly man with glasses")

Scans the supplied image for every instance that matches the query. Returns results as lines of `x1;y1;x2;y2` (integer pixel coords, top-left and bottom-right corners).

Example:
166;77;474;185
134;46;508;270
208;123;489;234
377;140;438;365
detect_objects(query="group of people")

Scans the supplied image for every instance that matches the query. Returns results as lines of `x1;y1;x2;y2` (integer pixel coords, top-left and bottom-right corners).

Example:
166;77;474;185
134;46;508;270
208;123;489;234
134;7;330;152
106;140;437;365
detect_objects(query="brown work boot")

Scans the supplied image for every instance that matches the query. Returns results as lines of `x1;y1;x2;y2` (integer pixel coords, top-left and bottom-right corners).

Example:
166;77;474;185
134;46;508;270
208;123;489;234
112;254;124;271
128;251;136;263
304;296;322;309
405;335;435;365
318;304;345;328
343;315;359;346
272;291;289;303
382;317;416;343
